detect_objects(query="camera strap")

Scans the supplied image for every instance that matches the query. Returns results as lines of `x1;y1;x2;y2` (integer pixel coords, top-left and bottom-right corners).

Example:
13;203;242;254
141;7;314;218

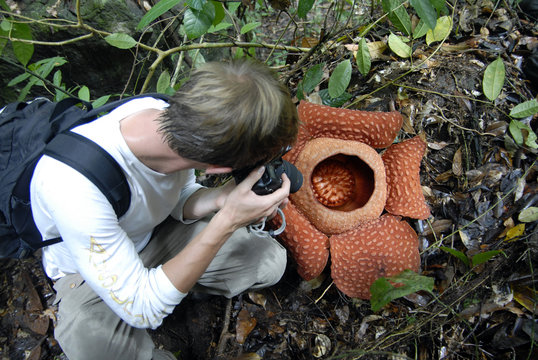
247;208;286;237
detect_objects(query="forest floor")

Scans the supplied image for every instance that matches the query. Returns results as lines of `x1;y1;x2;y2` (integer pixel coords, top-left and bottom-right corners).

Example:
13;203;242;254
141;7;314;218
1;1;537;360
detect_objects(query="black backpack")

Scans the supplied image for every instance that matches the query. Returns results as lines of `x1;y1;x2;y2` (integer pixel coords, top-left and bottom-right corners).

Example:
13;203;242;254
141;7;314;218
0;93;170;259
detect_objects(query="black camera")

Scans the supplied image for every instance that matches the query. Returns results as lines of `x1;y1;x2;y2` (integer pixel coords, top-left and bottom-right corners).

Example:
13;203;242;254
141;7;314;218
233;157;303;195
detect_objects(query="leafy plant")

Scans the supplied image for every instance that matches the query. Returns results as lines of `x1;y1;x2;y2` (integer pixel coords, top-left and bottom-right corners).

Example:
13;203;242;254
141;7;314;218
508;99;538;149
370;270;434;312
328;59;352;98
440;246;503;268
482;57;505;101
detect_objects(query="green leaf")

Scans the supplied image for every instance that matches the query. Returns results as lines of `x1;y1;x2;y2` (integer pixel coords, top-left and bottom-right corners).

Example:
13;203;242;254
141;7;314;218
298;0;316;19
157;70;171;93
1;19;11;31
356;38;371;75
296;81;305;100
184;2;215;39
7;72;31;87
410;0;437;30
328;59;352;98
208;22;233;33
53;70;68;101
211;1;225;26
92;95;111;108
382;0;412;35
53;69;62;87
78;86;90;102
137;0;180;30
105;33;137;49
34;57;67;85
430;0;449;14
188;49;206;68
11;22;33;66
388;33;412;58
240;21;261;34
0;26;7;55
425;15;452;45
471;250;502;267
319;89;352;107
483;57;505;101
227;1;241;13
187;0;207;11
509;120;538;149
0;0;10;11
440;246;470;266
303;63;324;93
370;270;434;312
519;207;538;223
510;99;538;118
413;19;430;39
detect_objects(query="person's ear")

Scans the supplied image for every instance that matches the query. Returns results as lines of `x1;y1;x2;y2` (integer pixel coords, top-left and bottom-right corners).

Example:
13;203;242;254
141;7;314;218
204;165;233;174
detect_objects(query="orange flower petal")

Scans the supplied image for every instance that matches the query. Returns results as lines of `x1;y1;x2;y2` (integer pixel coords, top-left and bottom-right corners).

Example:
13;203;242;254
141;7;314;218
291;138;386;235
297;101;403;149
330;214;420;299
382;136;430;219
271;202;330;280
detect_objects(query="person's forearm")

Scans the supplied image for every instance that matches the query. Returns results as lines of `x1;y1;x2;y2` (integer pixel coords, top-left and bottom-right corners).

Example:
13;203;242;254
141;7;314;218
161;210;236;293
182;187;220;220
182;181;233;220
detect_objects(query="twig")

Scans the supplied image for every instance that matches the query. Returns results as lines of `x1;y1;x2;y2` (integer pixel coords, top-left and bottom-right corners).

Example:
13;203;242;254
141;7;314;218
432;103;498;137
216;298;233;357
314;281;334;304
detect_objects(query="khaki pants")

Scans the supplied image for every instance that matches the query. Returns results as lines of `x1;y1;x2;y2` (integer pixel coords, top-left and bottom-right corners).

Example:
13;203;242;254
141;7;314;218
52;217;287;360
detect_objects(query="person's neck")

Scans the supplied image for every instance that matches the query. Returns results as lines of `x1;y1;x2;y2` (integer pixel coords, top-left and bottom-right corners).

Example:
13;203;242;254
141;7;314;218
119;109;192;174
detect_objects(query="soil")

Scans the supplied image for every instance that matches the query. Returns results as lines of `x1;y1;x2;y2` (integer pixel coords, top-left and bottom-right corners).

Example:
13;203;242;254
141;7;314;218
1;1;537;360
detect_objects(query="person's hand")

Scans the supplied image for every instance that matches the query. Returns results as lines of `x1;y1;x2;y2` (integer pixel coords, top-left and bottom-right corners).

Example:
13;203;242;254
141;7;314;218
218;166;291;230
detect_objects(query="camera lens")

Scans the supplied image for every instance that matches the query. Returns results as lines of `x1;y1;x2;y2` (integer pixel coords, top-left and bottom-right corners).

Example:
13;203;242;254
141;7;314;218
281;160;303;193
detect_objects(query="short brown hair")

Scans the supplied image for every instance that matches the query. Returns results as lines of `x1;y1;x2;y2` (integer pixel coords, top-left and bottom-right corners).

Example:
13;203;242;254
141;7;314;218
158;60;299;169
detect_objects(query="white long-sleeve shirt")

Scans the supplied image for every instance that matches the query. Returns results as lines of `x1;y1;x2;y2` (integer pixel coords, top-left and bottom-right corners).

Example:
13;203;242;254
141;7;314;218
30;97;203;329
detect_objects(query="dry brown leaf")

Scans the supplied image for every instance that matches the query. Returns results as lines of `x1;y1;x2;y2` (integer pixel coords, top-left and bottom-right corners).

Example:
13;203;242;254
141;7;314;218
235;308;257;344
428;141;450;150
452;147;463;176
248;292;267;309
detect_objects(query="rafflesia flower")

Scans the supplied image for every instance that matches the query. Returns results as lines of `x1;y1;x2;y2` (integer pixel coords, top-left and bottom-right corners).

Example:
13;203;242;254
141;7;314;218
272;101;430;299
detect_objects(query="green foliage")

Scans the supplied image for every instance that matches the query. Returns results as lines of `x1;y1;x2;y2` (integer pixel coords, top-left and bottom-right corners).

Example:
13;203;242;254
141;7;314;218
425;15;452;45
319;89;352;107
510;99;538;118
0;0;9;11
409;0;437;30
440;246;469;267
519;207;538;223
370;270;434;312
184;2;216;39
471;250;503;267
0;0;458;101
298;0;316;19
328;59;352;98
388;33;412;58
137;0;180;30
78;86;90;101
440;246;504;268
8;57;67;101
105;33;137;49
482;57;505;101
509;120;538;149
8;21;34;66
355;38;371;75
240;22;261;34
382;0;412;35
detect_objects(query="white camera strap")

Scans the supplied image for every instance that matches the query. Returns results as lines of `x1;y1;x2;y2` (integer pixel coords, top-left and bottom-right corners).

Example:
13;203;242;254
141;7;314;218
247;208;286;237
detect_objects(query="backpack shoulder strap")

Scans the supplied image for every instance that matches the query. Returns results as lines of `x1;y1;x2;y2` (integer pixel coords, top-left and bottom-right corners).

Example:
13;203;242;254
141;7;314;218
43;131;131;218
67;93;171;130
